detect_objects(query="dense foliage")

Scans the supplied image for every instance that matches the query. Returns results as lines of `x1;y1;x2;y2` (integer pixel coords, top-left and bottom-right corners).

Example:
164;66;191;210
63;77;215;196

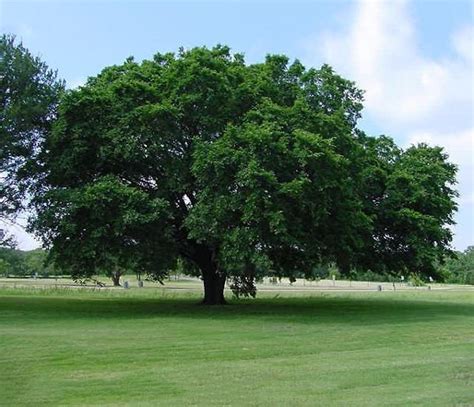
0;34;64;246
1;41;460;303
441;246;474;285
0;247;57;277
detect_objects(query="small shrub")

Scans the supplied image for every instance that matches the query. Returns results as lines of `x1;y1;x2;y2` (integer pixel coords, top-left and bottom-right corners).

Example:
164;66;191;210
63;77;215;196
408;273;425;287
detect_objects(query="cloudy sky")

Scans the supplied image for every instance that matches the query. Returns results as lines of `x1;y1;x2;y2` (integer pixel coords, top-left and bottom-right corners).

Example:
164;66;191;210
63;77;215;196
1;0;473;250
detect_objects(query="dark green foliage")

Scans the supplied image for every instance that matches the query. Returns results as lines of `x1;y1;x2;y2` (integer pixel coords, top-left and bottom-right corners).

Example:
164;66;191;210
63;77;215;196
0;34;64;216
188;118;358;281
0;34;64;248
22;45;458;302
353;135;458;279
229;275;257;298
31;175;175;283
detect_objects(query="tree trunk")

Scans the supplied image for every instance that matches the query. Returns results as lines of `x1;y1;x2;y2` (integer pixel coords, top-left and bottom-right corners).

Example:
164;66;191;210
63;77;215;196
202;271;226;305
185;243;226;305
111;271;121;287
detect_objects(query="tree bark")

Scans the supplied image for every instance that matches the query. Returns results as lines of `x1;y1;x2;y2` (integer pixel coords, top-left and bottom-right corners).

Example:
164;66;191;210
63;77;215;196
181;241;226;305
111;271;121;287
201;268;226;305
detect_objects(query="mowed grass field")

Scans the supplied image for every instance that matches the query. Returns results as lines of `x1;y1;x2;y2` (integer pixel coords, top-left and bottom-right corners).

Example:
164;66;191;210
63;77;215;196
0;287;473;406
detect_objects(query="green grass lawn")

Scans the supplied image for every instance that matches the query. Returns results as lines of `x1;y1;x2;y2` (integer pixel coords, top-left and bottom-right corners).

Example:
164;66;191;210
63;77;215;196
0;288;473;406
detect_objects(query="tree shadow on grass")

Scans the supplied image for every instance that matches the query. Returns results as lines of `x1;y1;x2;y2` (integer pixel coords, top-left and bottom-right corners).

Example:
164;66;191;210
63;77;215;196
0;291;472;327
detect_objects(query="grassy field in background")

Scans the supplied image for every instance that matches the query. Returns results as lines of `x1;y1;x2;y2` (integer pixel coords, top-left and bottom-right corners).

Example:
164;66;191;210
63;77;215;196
0;287;473;406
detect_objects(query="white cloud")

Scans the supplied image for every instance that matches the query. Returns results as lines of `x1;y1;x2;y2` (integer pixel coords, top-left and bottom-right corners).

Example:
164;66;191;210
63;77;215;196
312;0;473;126
453;24;474;63
304;0;474;249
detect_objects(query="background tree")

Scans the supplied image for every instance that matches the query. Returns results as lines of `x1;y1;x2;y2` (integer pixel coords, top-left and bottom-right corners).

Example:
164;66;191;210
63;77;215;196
0;247;57;277
441;246;474;285
23;248;58;278
0;246;26;276
0;34;64;246
0;257;8;277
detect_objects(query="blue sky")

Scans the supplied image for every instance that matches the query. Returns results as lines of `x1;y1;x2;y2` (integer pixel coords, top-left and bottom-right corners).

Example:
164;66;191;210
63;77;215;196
1;0;473;251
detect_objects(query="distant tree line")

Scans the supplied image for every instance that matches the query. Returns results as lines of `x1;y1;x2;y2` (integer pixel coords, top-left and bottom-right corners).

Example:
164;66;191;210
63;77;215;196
1;246;472;286
0;247;58;278
439;246;474;285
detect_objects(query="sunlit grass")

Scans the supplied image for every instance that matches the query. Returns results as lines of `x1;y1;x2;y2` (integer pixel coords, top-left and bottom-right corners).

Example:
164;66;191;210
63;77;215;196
0;288;473;406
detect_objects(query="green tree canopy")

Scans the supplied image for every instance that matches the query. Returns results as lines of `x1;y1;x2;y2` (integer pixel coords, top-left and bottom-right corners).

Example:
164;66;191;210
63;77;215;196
0;34;64;246
354;136;458;278
441;246;474;285
27;45;457;303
